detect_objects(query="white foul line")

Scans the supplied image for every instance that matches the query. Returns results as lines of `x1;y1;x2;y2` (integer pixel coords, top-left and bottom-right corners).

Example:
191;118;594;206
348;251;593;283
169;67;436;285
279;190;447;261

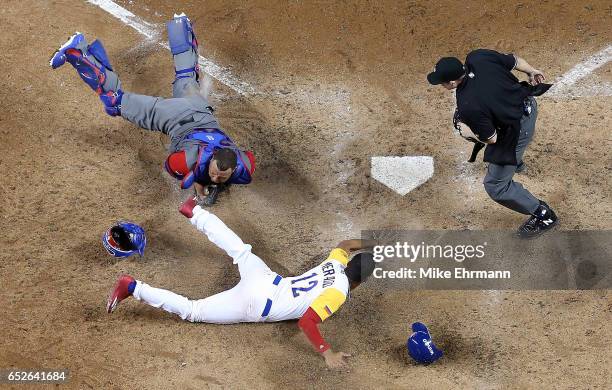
86;0;255;95
549;44;612;97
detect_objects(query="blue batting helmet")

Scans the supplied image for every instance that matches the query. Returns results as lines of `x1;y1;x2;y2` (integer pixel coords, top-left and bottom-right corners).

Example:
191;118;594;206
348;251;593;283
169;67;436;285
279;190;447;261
102;221;146;258
407;322;443;364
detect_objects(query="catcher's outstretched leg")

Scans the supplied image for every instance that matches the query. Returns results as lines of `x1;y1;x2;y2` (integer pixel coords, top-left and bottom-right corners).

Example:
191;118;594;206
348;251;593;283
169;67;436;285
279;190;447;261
50;33;123;116
167;13;201;98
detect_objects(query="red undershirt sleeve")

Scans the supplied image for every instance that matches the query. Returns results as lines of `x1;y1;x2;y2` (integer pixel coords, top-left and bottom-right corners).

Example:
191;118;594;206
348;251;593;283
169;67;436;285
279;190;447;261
298;307;330;353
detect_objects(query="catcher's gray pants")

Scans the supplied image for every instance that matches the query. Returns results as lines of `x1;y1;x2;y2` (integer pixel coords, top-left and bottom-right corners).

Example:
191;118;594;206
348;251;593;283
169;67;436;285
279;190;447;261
483;97;540;215
98;37;218;165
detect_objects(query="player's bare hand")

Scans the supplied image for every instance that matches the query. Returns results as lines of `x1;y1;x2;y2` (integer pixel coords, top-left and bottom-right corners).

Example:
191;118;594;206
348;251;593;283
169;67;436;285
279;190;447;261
528;70;545;85
322;350;351;370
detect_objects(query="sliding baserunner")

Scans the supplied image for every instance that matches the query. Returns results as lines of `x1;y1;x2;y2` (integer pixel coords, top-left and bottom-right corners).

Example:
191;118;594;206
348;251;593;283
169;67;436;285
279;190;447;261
106;197;376;369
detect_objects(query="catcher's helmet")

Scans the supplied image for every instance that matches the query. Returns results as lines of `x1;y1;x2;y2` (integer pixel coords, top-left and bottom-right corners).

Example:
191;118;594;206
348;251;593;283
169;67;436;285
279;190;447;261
102;221;146;258
407;322;443;364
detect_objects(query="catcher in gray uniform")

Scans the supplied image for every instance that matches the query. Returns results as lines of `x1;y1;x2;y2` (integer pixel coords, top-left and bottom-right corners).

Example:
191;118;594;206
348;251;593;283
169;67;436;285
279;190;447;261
50;13;255;205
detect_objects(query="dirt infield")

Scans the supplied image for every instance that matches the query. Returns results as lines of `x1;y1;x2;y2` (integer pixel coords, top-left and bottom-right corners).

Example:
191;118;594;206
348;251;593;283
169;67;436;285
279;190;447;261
1;0;610;388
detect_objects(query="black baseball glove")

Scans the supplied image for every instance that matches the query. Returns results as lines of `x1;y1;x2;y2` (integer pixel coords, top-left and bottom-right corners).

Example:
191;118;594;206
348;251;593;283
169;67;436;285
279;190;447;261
194;184;231;207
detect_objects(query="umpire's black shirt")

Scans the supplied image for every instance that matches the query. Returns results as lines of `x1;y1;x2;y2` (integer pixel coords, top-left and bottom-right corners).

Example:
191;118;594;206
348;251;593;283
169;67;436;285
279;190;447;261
456;49;531;165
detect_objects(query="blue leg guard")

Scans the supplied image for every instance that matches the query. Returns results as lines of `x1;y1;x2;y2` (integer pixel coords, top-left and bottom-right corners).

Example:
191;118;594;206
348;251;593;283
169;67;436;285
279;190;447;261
167;14;198;55
64;48;108;94
167;14;200;81
87;39;114;71
61;38;123;116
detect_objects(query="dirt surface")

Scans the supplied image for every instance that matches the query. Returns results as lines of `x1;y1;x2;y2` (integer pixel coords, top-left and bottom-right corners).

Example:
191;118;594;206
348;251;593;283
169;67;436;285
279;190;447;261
1;0;611;388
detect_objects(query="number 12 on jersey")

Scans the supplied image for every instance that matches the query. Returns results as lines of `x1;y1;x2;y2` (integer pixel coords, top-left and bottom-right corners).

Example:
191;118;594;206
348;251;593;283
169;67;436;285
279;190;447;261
291;272;318;297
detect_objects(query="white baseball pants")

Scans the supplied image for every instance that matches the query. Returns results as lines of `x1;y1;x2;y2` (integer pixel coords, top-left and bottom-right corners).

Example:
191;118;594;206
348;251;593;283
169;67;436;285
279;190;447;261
132;206;277;323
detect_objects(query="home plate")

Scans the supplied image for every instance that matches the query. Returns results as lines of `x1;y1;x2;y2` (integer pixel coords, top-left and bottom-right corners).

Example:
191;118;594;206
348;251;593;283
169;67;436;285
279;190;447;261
371;156;434;195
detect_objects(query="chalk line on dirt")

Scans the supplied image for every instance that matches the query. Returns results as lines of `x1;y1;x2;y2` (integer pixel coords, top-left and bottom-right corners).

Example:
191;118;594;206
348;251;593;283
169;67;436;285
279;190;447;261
86;0;255;95
549;44;612;97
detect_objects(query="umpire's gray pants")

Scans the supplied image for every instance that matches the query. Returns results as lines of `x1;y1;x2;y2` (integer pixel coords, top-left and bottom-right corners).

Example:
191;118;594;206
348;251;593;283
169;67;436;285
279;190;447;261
483;97;540;215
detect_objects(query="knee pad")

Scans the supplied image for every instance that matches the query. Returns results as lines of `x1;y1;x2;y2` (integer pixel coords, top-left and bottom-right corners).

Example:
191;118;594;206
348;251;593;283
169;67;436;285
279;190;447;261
167;16;196;55
100;90;123;116
87;39;114;71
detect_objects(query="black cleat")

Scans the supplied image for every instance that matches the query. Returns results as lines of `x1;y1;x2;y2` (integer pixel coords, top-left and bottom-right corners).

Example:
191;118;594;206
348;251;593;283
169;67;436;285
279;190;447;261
517;201;559;239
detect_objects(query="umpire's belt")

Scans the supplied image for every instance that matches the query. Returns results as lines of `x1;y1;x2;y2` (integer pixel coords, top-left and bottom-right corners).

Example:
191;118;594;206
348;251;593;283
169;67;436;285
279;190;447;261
261;274;283;317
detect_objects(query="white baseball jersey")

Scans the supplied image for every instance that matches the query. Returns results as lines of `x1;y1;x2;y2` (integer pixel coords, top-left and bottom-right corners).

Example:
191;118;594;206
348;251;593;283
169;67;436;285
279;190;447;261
266;248;350;322
131;206;351;324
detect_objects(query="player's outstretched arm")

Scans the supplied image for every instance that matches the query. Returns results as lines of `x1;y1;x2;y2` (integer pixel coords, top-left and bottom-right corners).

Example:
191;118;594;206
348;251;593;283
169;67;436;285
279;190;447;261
298;308;351;370
179;197;252;264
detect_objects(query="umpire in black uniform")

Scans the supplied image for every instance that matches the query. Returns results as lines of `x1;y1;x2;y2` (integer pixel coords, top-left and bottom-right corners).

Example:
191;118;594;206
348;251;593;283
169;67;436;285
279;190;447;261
427;49;558;238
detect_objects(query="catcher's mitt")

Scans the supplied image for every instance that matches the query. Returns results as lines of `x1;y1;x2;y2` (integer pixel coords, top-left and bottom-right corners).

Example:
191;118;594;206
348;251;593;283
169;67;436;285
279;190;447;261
194;184;230;207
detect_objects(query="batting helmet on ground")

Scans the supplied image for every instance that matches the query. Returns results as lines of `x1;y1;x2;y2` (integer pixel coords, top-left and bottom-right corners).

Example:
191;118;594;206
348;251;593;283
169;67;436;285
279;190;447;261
102;222;146;258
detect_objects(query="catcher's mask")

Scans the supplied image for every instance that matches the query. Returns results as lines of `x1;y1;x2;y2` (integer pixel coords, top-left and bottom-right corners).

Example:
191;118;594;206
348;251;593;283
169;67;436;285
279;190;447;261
102;221;146;258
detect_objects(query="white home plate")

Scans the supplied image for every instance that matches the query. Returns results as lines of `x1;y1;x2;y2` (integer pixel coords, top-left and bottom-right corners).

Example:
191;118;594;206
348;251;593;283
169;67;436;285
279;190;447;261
371;156;434;195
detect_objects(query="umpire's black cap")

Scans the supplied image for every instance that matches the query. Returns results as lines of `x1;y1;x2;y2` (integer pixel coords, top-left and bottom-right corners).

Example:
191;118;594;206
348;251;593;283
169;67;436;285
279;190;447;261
427;57;465;85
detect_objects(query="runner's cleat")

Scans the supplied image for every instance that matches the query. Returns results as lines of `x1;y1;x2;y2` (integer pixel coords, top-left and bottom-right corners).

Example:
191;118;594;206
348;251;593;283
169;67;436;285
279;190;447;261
107;274;135;313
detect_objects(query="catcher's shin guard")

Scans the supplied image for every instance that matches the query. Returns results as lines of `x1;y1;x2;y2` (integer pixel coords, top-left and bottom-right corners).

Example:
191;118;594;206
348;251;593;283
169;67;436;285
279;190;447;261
52;34;123;115
167;13;200;81
64;47;107;94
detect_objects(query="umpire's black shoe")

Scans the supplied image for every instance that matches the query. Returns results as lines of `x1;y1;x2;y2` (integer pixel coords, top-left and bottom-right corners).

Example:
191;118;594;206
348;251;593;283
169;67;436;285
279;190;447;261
517;201;559;239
